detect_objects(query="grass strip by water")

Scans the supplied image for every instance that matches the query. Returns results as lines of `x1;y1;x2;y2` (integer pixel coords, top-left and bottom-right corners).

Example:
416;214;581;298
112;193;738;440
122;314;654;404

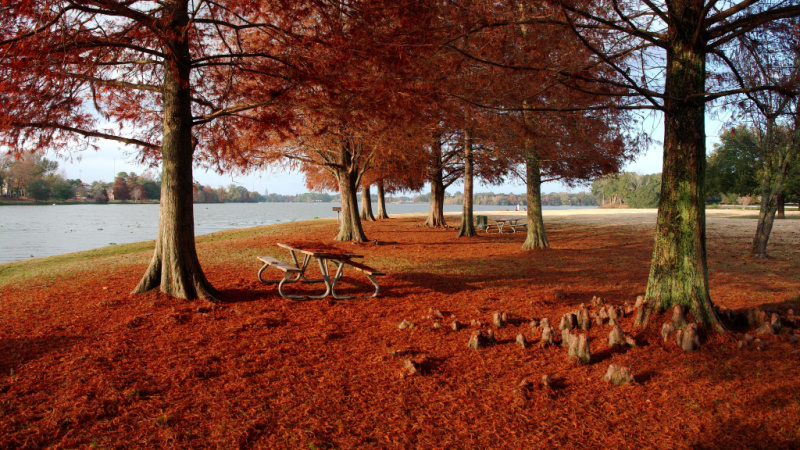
0;219;337;288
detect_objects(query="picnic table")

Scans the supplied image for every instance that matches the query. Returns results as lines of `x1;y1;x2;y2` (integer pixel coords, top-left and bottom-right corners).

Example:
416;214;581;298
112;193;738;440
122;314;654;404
488;217;527;233
257;243;385;299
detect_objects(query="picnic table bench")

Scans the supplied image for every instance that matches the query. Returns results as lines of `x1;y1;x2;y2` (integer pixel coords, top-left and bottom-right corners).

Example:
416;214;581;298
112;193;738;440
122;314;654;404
341;260;386;297
257;256;303;298
257;243;386;299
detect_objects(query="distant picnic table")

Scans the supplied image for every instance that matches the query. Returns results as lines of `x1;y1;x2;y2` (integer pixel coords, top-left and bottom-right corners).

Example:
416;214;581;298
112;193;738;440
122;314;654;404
478;216;527;233
257;242;385;299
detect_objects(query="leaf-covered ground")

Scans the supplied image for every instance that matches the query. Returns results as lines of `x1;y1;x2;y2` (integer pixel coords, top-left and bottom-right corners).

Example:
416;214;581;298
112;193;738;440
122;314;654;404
1;212;799;448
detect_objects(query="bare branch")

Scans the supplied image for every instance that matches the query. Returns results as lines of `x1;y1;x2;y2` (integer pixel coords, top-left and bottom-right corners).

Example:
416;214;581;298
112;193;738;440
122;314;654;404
559;1;667;47
67;72;161;94
708;4;800;48
15;121;159;150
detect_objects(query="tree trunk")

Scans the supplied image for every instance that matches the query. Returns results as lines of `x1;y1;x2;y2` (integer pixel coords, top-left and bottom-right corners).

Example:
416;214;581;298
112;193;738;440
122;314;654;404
426;174;447;227
752;118;788;259
522;149;549;250
425;139;447;227
643;2;720;330
335;142;368;242
521;100;548;250
360;184;376;221
457;129;476;237
133;1;218;301
376;179;389;219
752;195;779;259
776;192;785;219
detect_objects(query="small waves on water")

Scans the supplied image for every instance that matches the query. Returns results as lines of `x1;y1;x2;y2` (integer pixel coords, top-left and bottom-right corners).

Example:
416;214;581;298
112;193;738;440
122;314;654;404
0;202;595;263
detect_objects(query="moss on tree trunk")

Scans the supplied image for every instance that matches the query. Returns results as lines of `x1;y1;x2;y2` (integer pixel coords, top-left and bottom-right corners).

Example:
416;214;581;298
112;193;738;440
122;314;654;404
643;2;721;330
425;141;447;227
751;114;792;259
132;1;218;300
522;150;549;250
521;100;548;250
457;129;476;237
752;197;779;259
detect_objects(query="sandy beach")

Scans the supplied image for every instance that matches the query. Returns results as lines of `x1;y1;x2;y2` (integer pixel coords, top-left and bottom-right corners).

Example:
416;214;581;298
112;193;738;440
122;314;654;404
399;206;799;233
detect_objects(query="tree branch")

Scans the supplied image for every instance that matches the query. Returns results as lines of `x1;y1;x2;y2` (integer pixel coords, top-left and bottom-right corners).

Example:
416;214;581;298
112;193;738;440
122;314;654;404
559;1;667;47
66;73;161;94
15;121;159;150
708;4;800;48
192;88;291;126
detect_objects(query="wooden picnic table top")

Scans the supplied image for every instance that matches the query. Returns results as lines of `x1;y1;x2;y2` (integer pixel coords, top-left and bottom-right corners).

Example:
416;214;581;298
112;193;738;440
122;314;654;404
277;242;362;259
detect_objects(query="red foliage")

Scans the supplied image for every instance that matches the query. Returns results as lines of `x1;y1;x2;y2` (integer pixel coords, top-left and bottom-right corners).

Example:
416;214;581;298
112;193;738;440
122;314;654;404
1;214;799;447
112;177;131;202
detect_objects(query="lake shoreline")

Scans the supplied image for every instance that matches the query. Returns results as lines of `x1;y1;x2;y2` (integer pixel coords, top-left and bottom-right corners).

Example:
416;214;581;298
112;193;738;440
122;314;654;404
0;203;598;264
3;206;792;268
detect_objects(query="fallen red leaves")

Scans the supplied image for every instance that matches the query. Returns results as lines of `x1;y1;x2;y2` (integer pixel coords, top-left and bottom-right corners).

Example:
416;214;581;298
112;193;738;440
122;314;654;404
1;215;799;448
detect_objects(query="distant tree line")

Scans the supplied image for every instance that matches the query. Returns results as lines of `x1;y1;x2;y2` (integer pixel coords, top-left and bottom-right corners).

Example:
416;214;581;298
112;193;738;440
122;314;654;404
0;154;269;204
192;183;264;203
589;132;800;212
538;192;597;207
706;125;800;213
591;172;663;208
262;193;337;203
1;154;88;201
411;191;596;206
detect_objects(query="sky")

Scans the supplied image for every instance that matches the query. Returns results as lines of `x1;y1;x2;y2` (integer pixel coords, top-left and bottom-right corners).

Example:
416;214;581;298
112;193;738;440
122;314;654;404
56;114;728;196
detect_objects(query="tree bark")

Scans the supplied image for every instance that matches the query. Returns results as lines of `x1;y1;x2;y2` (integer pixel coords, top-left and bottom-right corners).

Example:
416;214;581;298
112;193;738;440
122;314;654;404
376;179;389;219
752;117;788;259
522;149;549;250
335;141;368;242
132;0;218;300
360;183;376;221
425;139;447;227
457;129;476;237
521;101;549;250
777;192;785;219
643;2;720;330
426;174;447;227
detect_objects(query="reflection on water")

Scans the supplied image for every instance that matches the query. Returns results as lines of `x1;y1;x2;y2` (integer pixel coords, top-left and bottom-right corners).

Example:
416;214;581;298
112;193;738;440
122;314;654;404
0;202;595;263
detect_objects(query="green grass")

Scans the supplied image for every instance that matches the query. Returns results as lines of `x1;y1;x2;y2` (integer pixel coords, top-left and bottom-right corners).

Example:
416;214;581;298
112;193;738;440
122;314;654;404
0;218;340;288
0;240;155;288
197;219;336;243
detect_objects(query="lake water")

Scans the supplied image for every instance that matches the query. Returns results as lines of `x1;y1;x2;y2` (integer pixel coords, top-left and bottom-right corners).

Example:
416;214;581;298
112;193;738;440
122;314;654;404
0;202;595;264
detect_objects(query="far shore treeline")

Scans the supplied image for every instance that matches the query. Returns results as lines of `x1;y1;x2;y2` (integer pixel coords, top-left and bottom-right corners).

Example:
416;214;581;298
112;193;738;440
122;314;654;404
3;152;797;209
0;153;602;206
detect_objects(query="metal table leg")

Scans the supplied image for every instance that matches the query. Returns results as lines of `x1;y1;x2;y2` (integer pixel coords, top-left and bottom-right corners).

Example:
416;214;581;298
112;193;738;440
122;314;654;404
303;258;333;299
277;272;307;299
327;259;351;300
